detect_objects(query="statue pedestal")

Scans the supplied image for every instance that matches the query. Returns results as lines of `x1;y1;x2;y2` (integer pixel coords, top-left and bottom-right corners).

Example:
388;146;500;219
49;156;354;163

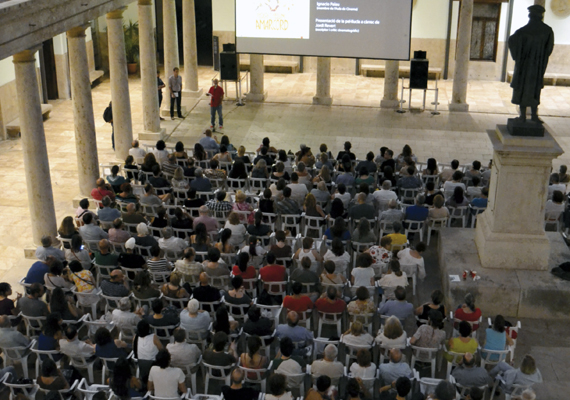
507;118;545;137
475;124;563;270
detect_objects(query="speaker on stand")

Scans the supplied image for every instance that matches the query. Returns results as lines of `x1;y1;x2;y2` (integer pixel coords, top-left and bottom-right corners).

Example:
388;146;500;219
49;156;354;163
220;52;239;81
410;50;428;90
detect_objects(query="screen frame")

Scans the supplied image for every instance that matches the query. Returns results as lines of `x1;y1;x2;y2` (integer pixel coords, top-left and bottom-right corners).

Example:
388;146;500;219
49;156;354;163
234;0;414;61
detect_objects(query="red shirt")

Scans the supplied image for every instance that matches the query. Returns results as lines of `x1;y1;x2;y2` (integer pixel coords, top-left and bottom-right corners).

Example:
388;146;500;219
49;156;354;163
315;298;346;314
259;264;286;282
454;307;482;330
283;295;313;312
232;265;257;280
209;85;224;107
91;187;115;201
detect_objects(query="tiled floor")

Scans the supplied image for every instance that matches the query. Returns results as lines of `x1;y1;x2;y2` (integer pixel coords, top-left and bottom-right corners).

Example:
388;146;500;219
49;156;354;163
0;66;570;396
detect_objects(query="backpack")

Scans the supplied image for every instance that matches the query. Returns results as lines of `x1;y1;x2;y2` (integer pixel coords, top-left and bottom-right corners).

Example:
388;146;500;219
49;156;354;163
103;105;113;123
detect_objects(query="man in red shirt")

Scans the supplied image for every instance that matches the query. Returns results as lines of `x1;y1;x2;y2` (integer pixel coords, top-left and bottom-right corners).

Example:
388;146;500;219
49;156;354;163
207;79;224;130
283;281;313;313
315;286;346;314
91;178;115;203
259;252;287;282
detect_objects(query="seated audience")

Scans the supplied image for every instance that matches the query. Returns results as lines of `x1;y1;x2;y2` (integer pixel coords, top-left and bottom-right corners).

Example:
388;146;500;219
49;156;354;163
148;350;187;399
341;321;374;347
35;235;65;262
444;321;478;362
180;298;212;333
375;316;407;347
378;286;414;323
166;328;201;369
379;349;413;386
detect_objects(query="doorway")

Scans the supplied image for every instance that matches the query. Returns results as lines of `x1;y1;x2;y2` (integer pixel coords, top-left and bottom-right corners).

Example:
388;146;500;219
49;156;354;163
194;0;213;66
42;39;58;100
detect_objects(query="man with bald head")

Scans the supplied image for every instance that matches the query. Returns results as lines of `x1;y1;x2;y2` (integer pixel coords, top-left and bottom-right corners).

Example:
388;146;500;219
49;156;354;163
451;352;493;389
158;227;187;253
192;272;221;308
122;203;147;225
222;368;259;400
193;205;219;232
379;348;413;386
91;178;115;202
94;239;119;266
129;140;146;159
349;192;376;220
276;311;314;348
100;269;130;299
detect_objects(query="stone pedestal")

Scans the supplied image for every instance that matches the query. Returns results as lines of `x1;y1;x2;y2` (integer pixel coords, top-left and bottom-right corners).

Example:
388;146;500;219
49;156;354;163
107;8;133;160
313;57;332;106
138;0;162;137
381;60;400;109
449;0;473;112
475;125;563;271
67;25;99;197
182;0;203;98
246;54;266;102
13;49;58;246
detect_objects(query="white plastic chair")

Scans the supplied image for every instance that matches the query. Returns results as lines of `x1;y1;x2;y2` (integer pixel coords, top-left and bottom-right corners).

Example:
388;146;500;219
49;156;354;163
31;340;63;379
77;378;110;400
202;361;233;394
1;339;35;379
426;217;448;245
317;311;343;338
419;376;455;396
448;206;469;227
2;372;39;400
409;339;441;378
21;315;46;338
172;355;201;394
470;205;486;228
185;323;212;352
69;353;98;383
238;358;272;392
403;219;424;241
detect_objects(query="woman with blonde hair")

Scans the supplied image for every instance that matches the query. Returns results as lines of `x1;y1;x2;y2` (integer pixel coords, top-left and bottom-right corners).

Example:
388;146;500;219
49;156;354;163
341;321;374;347
160;271;189;301
58;216;78;249
171;167;189;189
490;354;542;394
252;159;269;179
235;145;251;164
429;194;450;219
375;316;407;346
303;193;326;218
224;211;247;246
312;165;332;184
232;190;254;224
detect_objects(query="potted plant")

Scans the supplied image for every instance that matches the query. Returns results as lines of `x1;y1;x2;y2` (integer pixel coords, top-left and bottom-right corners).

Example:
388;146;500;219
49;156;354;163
124;20;139;74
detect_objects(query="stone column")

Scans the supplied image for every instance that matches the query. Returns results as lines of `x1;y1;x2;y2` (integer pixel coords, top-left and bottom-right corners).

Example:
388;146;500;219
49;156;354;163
182;0;203;97
475;125;563;270
535;0;546;7
381;60;400;108
449;0;473;112
67;25;99;197
246;54;266;102
107;8;133;160
13;49;58;246
313;57;332;105
138;0;165;141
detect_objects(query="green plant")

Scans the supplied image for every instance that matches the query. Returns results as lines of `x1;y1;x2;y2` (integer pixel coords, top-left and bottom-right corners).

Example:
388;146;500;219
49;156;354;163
123;20;139;64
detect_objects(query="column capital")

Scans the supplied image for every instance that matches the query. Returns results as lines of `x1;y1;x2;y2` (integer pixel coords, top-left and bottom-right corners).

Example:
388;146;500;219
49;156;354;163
138;0;153;5
106;7;126;19
12;47;41;64
66;24;89;39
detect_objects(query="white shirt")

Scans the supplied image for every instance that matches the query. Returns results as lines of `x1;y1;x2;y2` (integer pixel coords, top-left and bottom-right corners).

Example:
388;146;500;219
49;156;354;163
276;359;303;388
443;181;466;198
377;273;408;288
373;189;398;210
148;366;186;399
266;392;293;400
129;147;146;159
351;267;375;287
375;331;407;347
545;200;565;216
137;334;159;361
287;183;309;207
158;236;187;253
397;248;426;280
349;362;377;390
166;342;201;368
548;183;566;199
323;250;350;275
466;186;482;199
224;221;247;246
59;338;95;359
153;149;170;166
112;309;141;330
333;192;352;209
341;333;374;347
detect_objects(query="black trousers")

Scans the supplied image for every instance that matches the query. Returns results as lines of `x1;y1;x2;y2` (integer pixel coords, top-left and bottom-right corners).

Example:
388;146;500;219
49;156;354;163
158;91;163;108
170;91;182;117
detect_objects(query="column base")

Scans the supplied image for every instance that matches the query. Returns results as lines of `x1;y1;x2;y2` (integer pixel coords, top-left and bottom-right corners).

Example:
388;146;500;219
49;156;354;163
475;211;550;271
246;92;267;102
313;96;333;106
72;195;99;210
449;102;469;112
138;128;166;142
24;245;37;259
380;99;400;109
182;88;204;98
161;105;188;117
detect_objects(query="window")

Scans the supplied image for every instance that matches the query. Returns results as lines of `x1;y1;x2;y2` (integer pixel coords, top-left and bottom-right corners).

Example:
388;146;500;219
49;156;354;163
470;3;501;61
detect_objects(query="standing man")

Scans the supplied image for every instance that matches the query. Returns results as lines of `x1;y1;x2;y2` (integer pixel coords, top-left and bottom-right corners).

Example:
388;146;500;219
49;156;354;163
169;67;183;120
207;79;224;130
157;70;166;121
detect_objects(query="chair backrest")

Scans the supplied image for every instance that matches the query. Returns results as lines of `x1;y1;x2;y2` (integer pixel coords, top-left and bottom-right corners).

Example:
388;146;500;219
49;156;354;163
21;315;46;336
2;339;35;360
238;358;270;382
198;299;221;315
110;241;128;253
262;280;287;297
410;343;440;362
3;374;38;399
202;361;233;380
428;217;448;228
419;378;445;396
163;295;190;309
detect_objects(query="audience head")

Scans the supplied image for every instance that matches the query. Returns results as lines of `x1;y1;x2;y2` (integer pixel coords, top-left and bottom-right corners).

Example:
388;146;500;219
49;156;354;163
431;289;444;306
41;358;59;378
346;378;361;398
155;349;171;369
521;389;536;400
356;253;373;268
428;309;444;329
79;198;90;210
458;321;473;338
349;321;364;336
462;352;475;368
452;170;464;182
395;286;406;301
392;221;403;234
323;260;337;275
451;159;460;170
384;316;404;339
268;373;287;397
187;299;200;314
326;285;337;300
212;331;228;351
300;256;312;270
355;286;370;302
279;337;294;358
324;344;338;361
464;292;476;311
520;355;537;375
389;348;403;363
356;348;371;368
395;377;412;398
316;375;332;393
286;311;299;327
469;387;484;400
435;381;456;400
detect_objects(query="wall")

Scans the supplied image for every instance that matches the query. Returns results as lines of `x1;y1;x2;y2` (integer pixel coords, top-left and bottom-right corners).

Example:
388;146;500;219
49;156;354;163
53;33;71;99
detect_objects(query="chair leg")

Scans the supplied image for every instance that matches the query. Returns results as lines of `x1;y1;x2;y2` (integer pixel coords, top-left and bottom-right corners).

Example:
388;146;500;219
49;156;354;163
88;363;94;384
318;320;322;337
22;357;29;379
205;375;210;395
102;366;106;385
431;360;436;378
427;229;432;246
191;372;197;394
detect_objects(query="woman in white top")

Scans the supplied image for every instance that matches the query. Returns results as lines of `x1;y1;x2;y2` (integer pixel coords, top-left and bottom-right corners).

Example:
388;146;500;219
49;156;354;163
266;373;293;400
171;167;189;189
545;190;565;218
397;242;426;280
377;260;408;289
351;253;375;287
341;321;374;347
293;237;323;264
240;236;268;268
349;348;377;391
134;319;163;380
375;316;407;347
323;238;350;275
224;212;247;247
153;140;170;166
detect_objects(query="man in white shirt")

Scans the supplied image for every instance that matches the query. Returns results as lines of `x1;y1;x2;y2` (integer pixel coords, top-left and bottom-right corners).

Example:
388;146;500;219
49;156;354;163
166;328;201;369
158;227;188;254
310;344;344;385
128;140;146;160
148;349;186;398
287;172;309;208
443;171;466;199
379;199;404;224
275;337;305;389
59;325;95;360
373;181;398;212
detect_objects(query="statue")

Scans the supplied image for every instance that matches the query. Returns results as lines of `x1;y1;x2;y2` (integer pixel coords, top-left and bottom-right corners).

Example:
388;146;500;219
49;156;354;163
508;5;554;123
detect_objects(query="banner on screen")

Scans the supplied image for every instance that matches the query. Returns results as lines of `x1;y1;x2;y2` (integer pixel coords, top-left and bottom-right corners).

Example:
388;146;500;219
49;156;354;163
236;0;413;61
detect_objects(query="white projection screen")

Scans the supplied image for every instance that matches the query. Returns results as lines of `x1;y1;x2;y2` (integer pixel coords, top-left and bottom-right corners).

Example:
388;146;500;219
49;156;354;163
235;0;413;61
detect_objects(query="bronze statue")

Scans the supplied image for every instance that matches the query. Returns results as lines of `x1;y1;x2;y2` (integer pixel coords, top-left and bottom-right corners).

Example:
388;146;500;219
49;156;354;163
508;5;554;123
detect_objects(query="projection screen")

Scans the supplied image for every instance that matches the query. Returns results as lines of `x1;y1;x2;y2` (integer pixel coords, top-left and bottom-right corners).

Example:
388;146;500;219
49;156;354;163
235;0;413;61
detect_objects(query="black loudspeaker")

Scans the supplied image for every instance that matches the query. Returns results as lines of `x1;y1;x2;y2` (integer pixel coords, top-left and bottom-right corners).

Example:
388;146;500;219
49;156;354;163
220;52;239;81
223;43;236;52
410;58;429;90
